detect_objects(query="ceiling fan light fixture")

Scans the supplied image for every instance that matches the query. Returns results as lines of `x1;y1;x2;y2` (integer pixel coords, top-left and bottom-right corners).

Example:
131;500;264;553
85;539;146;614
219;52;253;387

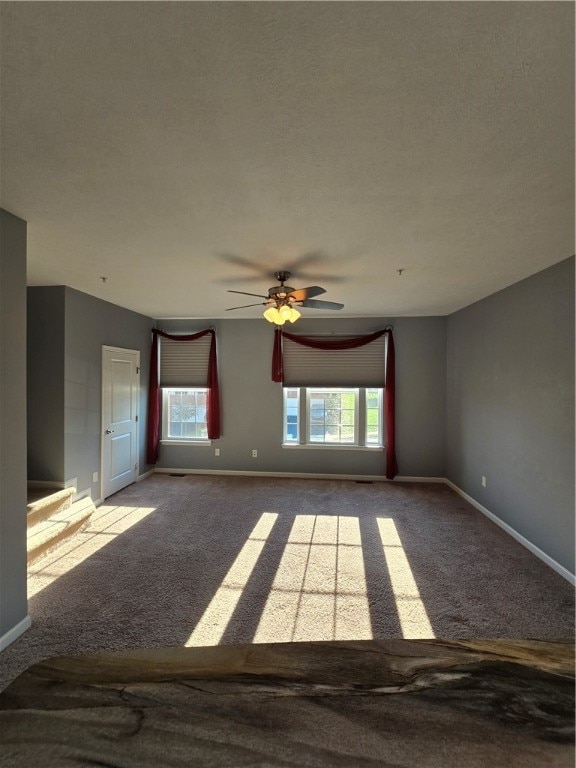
263;306;284;324
284;305;301;323
263;303;301;325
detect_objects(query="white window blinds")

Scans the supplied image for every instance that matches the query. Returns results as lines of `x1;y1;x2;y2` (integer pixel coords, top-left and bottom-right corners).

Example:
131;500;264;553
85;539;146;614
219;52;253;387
282;335;386;387
159;335;212;387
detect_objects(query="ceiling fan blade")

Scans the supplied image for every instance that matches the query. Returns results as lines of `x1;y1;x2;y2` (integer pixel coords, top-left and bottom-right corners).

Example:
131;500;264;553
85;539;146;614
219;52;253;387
228;290;269;298
219;253;270;275
300;299;344;310
226;302;266;310
288;286;327;301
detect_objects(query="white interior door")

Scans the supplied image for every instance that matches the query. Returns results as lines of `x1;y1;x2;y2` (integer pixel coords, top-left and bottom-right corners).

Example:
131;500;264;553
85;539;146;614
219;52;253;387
102;347;140;499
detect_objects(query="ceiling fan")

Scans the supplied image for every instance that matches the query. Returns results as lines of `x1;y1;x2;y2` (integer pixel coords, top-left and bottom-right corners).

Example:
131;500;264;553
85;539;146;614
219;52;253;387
226;271;344;325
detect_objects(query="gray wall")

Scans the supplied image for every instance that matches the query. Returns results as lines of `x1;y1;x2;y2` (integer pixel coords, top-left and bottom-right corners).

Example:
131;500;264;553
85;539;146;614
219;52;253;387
27;286;66;482
63;287;154;499
0;210;28;640
27;286;154;499
446;256;575;573
157;316;447;478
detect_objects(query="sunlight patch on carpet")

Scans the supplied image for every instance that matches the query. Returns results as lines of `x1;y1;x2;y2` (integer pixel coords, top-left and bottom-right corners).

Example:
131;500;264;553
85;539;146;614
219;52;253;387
253;515;373;643
27;505;157;599
377;518;435;639
186;513;278;647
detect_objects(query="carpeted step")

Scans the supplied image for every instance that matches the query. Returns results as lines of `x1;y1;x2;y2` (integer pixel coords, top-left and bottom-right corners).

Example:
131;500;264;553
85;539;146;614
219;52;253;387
27;496;95;565
27;487;75;529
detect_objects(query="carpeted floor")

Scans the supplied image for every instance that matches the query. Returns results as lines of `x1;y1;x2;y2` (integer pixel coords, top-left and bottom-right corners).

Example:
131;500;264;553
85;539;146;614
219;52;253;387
1;475;573;690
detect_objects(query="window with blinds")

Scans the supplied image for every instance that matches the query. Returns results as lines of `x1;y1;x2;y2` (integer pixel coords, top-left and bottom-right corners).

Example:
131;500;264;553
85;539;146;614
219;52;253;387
281;335;387;387
159;335;212;388
159;335;212;443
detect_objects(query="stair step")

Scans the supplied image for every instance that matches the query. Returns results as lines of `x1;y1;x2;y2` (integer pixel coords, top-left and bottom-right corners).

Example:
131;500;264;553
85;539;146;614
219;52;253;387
27;487;75;529
27;496;95;565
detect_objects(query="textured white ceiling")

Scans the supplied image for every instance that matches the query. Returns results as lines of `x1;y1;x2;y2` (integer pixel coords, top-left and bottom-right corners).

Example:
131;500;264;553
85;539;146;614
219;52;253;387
1;2;573;319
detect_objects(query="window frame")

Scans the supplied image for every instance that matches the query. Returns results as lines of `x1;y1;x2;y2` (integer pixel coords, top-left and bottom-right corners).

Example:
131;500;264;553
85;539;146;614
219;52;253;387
306;387;360;446
282;387;383;450
160;387;212;446
283;387;301;444
365;387;384;447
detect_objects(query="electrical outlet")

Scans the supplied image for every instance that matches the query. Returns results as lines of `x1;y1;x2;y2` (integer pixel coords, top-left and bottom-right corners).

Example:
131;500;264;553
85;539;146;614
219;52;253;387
92;472;99;483
215;448;220;456
481;476;487;487
252;449;258;458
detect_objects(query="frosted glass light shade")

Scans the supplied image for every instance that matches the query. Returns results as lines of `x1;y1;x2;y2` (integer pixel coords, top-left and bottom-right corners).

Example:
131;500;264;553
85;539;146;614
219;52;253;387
264;304;301;325
263;306;285;324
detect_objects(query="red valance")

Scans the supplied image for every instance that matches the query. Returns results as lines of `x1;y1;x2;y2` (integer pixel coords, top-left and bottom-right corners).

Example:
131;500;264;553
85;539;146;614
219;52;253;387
271;327;398;479
146;328;220;465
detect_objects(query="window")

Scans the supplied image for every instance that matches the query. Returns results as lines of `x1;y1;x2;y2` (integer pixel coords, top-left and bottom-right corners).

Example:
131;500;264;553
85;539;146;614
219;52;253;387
309;389;357;444
162;388;209;442
284;388;300;442
283;387;383;448
159;334;213;444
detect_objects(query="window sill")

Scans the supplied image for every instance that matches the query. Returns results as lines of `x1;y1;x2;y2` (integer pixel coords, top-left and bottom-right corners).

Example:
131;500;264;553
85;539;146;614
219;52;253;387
161;439;212;447
282;443;383;451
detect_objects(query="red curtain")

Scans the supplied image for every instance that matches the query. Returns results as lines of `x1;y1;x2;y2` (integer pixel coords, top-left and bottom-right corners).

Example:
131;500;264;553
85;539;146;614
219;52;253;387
146;328;220;465
384;330;398;480
146;332;161;464
272;327;284;382
278;328;386;350
271;327;398;479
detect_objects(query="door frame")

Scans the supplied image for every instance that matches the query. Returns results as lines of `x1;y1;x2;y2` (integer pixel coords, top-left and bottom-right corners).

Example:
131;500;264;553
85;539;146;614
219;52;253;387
101;345;140;502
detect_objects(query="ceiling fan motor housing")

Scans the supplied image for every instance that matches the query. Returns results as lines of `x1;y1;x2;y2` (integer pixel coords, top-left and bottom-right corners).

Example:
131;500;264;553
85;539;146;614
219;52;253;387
269;285;295;300
226;269;342;312
270;271;293;300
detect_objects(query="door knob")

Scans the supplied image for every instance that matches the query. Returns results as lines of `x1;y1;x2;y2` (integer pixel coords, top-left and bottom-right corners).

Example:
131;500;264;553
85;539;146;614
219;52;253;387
105;429;114;434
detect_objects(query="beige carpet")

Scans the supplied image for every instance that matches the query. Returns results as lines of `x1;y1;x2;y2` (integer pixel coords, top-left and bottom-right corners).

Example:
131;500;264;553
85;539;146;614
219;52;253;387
1;475;573;690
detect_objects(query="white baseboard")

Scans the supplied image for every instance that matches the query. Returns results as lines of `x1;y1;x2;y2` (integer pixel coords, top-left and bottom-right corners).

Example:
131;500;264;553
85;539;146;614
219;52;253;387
155;468;447;484
155;468;449;484
396;476;446;483
0;615;31;652
155;467;391;482
444;479;575;586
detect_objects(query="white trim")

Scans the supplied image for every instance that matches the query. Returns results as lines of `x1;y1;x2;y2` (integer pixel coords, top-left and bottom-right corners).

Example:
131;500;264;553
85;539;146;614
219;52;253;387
282;444;383;451
444;479;575;586
155;468;445;484
0;615;31;652
155;467;392;482
397;476;447;483
101;346;141;500
102;345;138;354
161;440;212;447
284;387;383;449
161;388;210;443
